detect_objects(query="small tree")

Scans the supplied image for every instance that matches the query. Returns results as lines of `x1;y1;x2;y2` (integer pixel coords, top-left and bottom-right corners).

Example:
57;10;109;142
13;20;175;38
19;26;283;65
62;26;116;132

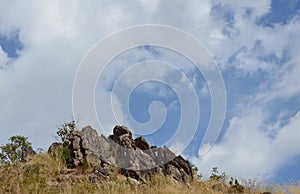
53;121;77;168
56;120;76;143
0;135;32;164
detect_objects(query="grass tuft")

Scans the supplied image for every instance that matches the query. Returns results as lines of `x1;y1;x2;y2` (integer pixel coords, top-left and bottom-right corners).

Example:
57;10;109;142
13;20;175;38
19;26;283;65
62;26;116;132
0;153;299;194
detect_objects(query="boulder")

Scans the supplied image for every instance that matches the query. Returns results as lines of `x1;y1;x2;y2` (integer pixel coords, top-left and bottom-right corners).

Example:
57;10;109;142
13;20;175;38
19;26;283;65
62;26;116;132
21;147;36;161
134;137;150;150
50;125;194;185
109;125;136;149
48;142;63;154
113;125;132;137
168;155;193;181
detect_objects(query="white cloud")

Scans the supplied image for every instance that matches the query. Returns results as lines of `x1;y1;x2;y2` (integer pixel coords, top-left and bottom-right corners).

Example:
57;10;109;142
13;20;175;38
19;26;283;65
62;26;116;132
192;108;300;179
222;0;272;17
139;0;161;15
190;1;300;180
0;0;169;148
0;47;10;68
0;0;299;181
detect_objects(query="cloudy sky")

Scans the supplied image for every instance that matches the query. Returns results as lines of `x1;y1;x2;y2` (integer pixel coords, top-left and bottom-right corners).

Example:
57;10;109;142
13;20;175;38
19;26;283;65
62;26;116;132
1;0;300;183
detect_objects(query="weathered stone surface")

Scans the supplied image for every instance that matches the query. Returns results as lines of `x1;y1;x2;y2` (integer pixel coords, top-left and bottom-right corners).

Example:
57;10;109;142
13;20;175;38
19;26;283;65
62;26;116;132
134;137;150;150
69;130;85;166
165;164;182;182
113;125;132;137
94;163;114;179
154;146;177;165
109;126;136;149
119;149;156;170
168;155;193;181
121;167;162;184
50;125;194;184
80;126;115;166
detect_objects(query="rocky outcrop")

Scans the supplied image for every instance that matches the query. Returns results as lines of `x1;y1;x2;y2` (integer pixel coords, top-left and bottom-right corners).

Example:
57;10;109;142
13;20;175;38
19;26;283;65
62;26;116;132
134;137;150;150
48;142;63;154
109;125;136;149
21;147;36;161
69;131;86;166
49;125;194;185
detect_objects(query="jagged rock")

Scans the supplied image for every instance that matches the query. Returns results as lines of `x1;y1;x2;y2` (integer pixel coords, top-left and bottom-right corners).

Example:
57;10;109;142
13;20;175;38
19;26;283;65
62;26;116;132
151;146;177;166
68;130;85;166
165;164;182;182
168;155;193;181
109;125;136;149
113;125;132;137
120;149;156;170
80;126;115;166
50;125;194;185
134;137;150;150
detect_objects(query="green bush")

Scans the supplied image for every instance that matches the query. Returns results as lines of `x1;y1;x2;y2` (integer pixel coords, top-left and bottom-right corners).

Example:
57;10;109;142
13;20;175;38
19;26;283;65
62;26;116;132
56;121;76;143
0;135;32;164
209;167;226;183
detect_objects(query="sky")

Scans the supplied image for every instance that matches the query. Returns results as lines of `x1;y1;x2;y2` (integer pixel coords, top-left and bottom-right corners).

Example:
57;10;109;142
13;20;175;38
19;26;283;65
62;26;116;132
1;0;300;184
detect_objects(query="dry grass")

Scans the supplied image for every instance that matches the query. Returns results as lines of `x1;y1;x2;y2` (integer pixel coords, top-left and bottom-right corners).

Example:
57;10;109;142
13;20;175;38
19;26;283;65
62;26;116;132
0;153;299;194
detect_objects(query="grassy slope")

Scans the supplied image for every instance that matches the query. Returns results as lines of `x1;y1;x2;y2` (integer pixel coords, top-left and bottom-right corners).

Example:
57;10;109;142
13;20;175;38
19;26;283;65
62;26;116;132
0;153;299;194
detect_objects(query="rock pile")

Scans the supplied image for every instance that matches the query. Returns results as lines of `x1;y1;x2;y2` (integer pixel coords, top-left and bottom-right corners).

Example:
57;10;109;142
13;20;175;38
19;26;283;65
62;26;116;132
49;125;194;184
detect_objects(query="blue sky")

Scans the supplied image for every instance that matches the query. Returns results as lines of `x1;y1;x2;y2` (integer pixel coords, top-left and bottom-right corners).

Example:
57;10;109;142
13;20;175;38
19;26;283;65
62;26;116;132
0;30;23;58
1;0;300;184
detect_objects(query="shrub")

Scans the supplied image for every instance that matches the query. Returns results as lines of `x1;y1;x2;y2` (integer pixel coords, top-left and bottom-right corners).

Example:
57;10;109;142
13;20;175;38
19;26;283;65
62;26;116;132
0;135;32;164
56;120;76;143
209;167;226;183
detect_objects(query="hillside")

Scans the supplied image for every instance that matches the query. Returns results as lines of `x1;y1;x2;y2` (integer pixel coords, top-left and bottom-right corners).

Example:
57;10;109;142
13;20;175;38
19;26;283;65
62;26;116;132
0;123;298;194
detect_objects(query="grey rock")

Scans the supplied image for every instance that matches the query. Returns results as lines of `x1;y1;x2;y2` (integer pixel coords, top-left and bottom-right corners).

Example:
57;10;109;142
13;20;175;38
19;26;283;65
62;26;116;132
109;126;136;149
94;164;114;179
166;164;182;182
51;125;194;185
168;155;193;181
134;137;150;150
80;126;116;166
119;149;156;170
69;130;84;166
151;146;176;166
113;125;132;137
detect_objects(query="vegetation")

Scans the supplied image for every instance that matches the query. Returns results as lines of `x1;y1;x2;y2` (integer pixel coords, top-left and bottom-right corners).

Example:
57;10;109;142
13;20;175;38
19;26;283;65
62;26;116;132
55;121;77;168
0;135;32;164
1;152;299;194
0;124;299;193
56;120;76;143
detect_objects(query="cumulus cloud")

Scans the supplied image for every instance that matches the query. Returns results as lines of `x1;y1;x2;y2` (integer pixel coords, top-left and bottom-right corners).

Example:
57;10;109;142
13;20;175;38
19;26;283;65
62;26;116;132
184;0;300;180
192;108;300;179
0;47;10;68
0;0;299;181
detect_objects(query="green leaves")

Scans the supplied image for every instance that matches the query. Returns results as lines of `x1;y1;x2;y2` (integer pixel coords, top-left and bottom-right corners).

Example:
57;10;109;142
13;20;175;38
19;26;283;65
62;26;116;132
0;135;32;164
56;120;76;143
209;167;226;183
